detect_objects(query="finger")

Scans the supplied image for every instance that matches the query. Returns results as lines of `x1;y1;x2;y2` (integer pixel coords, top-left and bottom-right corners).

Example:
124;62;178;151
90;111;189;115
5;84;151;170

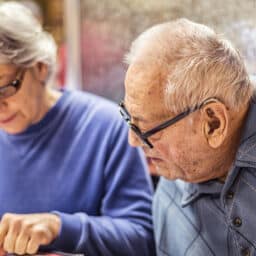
26;227;52;255
14;229;30;255
3;220;21;253
26;236;40;255
0;219;9;247
0;247;6;256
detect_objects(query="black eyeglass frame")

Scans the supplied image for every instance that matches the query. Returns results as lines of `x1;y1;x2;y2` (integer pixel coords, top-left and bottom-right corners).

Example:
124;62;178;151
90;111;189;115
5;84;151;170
0;69;26;100
119;97;219;148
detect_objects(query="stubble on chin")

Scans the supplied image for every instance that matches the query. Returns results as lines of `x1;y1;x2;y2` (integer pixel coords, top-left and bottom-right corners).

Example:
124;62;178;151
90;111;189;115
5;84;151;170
155;165;177;180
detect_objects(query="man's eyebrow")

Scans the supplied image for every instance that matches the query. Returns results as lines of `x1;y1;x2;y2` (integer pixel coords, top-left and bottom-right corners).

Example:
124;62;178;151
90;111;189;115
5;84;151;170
123;102;148;123
123;100;161;124
132;115;149;123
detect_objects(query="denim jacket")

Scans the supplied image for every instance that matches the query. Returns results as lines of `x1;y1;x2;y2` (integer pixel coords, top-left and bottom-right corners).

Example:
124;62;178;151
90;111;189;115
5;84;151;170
153;96;256;256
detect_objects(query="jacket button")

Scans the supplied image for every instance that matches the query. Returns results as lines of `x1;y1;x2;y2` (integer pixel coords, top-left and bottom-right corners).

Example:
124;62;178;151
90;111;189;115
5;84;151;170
233;217;242;227
241;248;250;256
226;191;234;199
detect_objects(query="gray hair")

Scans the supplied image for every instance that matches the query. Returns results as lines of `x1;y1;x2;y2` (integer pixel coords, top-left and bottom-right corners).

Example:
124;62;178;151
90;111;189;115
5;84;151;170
125;19;253;113
0;1;57;82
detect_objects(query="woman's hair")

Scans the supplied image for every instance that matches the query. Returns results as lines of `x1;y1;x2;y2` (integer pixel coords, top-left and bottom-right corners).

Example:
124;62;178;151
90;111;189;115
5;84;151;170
0;1;57;82
125;19;253;113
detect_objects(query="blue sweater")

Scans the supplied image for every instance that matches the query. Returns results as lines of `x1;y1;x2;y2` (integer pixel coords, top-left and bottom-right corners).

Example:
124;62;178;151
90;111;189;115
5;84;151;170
0;90;155;255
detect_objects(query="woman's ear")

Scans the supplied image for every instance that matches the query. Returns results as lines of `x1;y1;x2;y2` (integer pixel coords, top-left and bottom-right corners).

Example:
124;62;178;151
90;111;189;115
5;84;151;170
201;101;229;148
34;62;48;85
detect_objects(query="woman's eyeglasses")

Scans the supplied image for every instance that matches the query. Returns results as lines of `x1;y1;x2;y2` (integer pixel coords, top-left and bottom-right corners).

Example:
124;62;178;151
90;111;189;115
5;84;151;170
0;69;26;100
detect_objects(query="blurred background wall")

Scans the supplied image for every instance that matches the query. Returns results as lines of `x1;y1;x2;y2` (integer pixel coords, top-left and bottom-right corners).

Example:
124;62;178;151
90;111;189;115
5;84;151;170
81;0;256;101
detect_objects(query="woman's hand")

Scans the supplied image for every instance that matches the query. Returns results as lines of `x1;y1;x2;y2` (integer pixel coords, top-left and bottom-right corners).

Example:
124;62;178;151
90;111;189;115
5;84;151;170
0;213;61;255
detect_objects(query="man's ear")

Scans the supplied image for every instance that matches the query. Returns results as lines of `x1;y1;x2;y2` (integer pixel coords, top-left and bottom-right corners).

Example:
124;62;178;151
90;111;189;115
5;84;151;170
201;101;229;148
34;62;48;85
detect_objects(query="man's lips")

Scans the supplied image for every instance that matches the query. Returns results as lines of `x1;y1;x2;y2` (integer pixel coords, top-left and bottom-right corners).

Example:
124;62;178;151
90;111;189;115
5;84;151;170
0;113;17;124
146;156;162;163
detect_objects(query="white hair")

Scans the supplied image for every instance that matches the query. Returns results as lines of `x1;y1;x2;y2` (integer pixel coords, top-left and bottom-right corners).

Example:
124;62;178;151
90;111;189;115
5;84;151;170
0;1;57;82
125;19;253;114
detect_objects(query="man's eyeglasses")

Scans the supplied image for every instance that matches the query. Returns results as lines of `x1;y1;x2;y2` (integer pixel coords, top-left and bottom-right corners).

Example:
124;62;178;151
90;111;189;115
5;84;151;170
119;98;218;148
0;69;26;100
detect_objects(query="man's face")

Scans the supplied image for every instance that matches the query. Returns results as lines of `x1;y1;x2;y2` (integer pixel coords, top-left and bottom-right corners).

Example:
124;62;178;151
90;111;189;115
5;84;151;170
124;62;220;183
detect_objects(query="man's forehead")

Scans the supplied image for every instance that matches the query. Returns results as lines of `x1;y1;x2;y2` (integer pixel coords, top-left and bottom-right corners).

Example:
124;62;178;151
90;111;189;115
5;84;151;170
125;62;166;96
124;61;170;121
126;61;166;84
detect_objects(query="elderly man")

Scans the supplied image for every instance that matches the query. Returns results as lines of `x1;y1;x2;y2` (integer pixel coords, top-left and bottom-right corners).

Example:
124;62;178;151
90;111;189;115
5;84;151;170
120;18;256;256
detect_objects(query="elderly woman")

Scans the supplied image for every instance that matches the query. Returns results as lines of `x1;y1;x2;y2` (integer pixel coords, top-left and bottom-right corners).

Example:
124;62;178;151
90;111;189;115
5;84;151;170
0;2;155;255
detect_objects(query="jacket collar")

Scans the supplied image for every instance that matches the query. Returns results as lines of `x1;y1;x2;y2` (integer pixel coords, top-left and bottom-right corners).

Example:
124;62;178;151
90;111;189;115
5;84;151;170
236;95;256;168
180;179;223;207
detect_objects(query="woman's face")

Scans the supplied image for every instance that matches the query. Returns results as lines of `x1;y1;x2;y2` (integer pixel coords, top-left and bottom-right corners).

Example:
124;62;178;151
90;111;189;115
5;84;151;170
0;63;49;134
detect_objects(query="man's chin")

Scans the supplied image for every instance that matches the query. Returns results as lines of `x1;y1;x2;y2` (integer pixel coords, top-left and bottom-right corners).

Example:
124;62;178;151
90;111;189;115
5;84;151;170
153;166;175;180
146;157;181;180
147;162;159;175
